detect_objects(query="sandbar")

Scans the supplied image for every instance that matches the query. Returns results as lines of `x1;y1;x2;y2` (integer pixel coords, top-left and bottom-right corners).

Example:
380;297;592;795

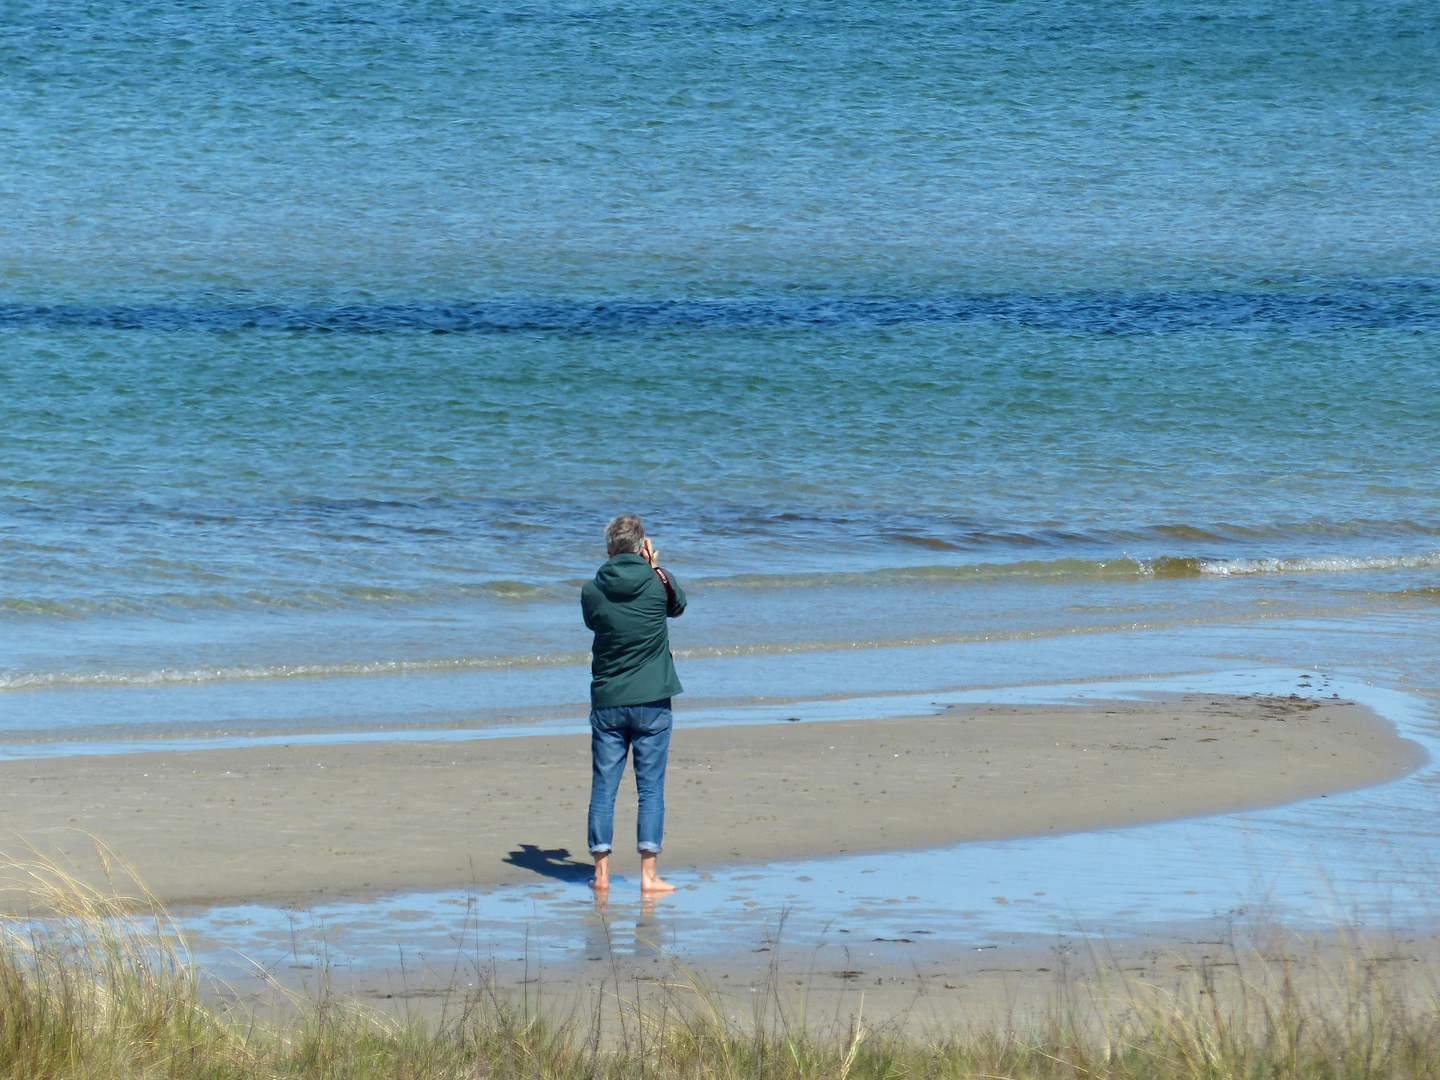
0;693;1422;909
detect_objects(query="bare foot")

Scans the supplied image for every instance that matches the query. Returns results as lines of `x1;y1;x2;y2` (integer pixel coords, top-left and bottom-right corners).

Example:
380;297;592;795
591;851;610;891
639;852;676;894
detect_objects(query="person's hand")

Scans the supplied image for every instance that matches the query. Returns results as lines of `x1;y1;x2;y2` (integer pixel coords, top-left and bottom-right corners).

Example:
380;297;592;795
639;538;659;568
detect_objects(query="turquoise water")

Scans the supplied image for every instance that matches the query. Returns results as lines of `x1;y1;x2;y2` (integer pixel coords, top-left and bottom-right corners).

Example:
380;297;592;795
3;1;1440;745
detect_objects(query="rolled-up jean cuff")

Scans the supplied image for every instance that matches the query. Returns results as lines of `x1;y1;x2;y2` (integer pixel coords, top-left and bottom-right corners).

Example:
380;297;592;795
590;844;612;855
637;842;661;854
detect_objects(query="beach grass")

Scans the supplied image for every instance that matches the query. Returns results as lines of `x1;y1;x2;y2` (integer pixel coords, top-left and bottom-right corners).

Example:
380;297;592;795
3;853;1440;1079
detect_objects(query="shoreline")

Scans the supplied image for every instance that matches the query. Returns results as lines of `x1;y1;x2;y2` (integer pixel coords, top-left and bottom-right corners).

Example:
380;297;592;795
0;693;1423;911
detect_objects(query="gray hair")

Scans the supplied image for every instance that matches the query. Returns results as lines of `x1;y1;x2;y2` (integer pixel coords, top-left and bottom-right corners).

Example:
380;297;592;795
605;514;646;557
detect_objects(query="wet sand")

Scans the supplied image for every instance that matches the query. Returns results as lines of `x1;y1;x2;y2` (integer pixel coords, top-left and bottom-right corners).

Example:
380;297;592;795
216;916;1440;1035
0;694;1423;909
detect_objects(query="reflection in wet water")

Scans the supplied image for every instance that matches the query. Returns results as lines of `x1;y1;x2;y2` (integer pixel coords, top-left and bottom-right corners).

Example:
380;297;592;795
584;892;672;965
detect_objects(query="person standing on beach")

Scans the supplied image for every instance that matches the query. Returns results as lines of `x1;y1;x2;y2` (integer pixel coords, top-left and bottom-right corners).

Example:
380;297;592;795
582;514;687;893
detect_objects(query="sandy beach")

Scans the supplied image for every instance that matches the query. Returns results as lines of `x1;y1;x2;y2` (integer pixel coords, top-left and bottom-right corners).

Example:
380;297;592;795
0;693;1422;910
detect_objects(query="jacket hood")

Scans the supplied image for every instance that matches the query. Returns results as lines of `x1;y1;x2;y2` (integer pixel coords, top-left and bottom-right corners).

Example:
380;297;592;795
592;554;655;601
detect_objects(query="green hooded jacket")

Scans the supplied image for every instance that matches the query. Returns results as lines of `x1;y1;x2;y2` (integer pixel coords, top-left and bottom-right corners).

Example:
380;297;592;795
581;553;687;708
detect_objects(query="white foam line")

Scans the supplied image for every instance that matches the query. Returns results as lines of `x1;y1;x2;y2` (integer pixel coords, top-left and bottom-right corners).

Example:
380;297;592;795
1200;552;1440;575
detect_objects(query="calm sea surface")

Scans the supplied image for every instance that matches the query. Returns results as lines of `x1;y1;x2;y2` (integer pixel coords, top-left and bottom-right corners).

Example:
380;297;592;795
2;1;1438;751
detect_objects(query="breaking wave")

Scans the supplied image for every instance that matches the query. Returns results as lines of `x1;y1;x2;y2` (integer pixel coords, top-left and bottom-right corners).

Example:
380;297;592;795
695;550;1440;588
4;550;1438;620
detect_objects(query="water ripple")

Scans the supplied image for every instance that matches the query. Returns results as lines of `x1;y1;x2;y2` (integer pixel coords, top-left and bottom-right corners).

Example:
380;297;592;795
3;289;1437;336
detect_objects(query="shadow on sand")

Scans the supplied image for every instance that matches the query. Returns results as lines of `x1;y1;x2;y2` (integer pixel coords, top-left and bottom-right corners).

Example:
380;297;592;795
503;843;594;884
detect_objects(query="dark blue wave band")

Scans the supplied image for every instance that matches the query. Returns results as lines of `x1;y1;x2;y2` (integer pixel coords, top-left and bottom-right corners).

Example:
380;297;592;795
1;289;1437;335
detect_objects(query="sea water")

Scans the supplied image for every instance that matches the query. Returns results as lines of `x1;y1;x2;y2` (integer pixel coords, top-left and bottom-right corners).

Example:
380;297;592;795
3;0;1439;748
2;0;1439;964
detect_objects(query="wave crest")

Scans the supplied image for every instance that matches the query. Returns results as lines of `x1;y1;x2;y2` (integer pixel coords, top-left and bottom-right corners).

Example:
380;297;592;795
3;550;1437;623
0;652;591;691
697;550;1440;588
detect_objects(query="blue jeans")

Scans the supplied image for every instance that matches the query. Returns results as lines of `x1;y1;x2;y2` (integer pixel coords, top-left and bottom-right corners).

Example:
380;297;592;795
587;699;672;855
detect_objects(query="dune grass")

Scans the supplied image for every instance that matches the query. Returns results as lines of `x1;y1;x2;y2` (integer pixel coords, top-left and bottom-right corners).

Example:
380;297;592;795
3;852;1440;1079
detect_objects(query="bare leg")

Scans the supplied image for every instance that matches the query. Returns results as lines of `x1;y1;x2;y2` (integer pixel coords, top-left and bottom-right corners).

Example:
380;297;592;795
639;852;675;893
591;851;610;890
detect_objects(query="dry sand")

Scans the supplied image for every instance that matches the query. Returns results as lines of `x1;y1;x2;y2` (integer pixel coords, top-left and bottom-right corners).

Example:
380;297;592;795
0;693;1423;909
